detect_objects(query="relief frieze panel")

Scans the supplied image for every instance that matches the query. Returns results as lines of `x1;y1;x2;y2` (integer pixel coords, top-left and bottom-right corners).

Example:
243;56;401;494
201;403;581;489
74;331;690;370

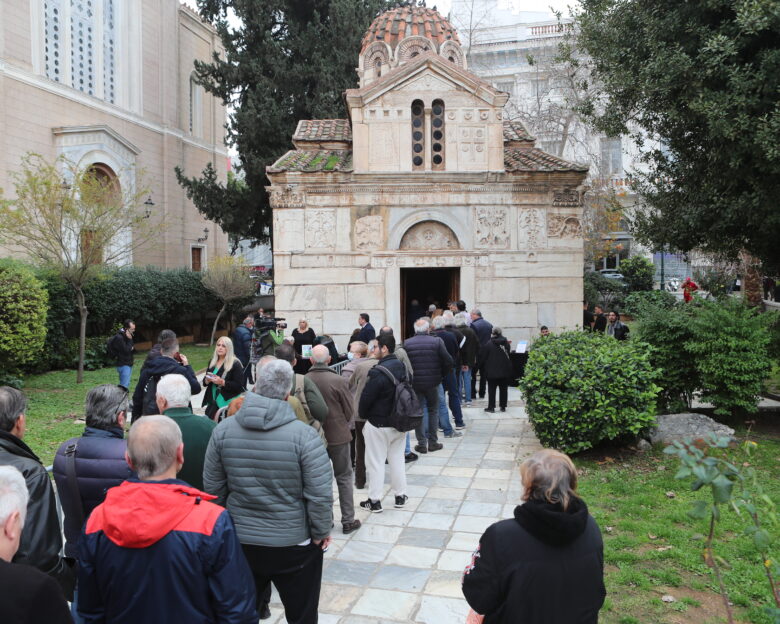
305;209;336;249
518;208;547;249
399;221;459;250
474;206;509;249
548;215;583;238
354;215;384;251
371;254;489;268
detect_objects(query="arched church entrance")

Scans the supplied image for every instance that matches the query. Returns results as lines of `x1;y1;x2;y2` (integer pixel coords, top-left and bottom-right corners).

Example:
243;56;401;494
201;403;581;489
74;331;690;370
398;221;461;337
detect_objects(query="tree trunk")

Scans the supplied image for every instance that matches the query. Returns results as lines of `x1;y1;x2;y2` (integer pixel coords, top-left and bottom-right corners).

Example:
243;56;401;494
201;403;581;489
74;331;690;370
210;302;227;347
740;250;763;307
75;287;88;384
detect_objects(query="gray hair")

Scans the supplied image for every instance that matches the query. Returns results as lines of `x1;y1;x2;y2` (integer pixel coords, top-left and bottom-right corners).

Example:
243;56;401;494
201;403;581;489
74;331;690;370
414;318;430;334
243;316;254;326
454;313;467;327
0;387;26;433
492;326;503;336
127;415;182;480
0;465;28;527
160;338;179;357
85;384;129;430
155;375;192;409
442;310;455;326
470;308;482;317
253;359;293;401
432;316;446;330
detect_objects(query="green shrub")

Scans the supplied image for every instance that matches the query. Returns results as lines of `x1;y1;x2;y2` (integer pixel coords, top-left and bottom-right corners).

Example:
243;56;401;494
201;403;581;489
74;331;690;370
634;302;700;412
619;256;655;292
585;271;627;310
520;331;660;453
686;299;772;417
623;290;677;318
0;260;48;373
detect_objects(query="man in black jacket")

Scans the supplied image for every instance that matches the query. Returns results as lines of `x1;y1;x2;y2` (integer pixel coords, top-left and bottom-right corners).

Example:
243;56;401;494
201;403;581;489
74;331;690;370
131;338;200;421
403;319;453;454
358;334;408;514
0;387;74;599
355;313;376;344
106;320;135;390
0;466;73;624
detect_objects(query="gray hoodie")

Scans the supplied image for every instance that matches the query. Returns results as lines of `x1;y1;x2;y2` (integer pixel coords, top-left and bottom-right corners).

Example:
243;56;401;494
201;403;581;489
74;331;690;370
203;392;334;547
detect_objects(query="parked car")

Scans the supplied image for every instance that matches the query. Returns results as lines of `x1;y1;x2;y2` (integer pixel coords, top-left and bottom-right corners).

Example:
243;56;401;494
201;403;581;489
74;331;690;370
599;269;625;280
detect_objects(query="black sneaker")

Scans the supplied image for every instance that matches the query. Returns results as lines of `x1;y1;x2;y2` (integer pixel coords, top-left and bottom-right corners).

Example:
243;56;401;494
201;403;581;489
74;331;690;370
405;452;419;463
428;442;444;452
359;498;383;513
259;602;271;620
342;519;362;534
414;444;428;454
394;494;409;508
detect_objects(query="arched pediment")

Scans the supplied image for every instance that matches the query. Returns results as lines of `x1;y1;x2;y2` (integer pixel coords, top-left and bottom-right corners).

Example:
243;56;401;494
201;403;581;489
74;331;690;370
399;220;460;250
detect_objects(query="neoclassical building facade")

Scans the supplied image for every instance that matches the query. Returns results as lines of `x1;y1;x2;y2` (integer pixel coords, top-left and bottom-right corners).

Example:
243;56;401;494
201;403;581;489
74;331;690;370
267;6;588;346
0;0;230;269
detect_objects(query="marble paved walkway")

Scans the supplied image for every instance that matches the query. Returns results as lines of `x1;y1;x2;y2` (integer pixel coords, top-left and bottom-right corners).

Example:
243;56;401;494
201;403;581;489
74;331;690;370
266;387;543;623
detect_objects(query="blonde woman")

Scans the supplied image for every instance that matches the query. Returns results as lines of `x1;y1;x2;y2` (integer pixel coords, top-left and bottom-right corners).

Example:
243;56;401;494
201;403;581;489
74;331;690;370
202;336;245;420
462;449;606;623
291;318;316;374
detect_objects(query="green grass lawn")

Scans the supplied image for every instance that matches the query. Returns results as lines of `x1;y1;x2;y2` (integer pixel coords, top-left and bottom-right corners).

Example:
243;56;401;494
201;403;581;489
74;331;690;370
578;425;780;624
20;344;214;466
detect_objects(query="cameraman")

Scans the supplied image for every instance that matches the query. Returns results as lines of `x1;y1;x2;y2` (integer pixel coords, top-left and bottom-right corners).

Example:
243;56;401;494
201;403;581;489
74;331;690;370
107;320;135;391
253;314;287;359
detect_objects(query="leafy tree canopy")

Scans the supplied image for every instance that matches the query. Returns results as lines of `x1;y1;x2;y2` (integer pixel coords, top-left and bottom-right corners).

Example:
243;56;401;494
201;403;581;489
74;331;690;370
575;0;780;270
179;0;396;246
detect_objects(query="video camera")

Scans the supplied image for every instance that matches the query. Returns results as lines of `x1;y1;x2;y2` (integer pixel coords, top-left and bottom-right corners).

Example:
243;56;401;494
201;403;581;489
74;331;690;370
254;315;287;333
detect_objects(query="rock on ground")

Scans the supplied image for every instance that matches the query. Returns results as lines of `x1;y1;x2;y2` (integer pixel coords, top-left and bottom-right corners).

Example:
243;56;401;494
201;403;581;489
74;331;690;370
647;413;734;445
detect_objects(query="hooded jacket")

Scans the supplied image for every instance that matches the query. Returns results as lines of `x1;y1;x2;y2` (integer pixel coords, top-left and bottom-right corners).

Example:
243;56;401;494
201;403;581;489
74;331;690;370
202;392;333;547
462;498;606;623
0;431;74;598
52;426;134;558
131;355;200;419
78;479;256;624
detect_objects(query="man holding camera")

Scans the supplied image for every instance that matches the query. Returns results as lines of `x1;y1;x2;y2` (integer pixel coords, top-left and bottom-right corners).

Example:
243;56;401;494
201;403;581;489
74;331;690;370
107;320;135;391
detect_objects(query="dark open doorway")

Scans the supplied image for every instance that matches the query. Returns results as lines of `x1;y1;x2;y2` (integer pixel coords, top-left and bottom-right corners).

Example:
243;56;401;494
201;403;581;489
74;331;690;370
401;267;460;339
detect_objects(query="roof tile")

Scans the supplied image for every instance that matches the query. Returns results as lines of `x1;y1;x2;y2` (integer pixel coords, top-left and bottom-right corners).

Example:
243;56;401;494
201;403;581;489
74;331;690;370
504;147;588;172
269;150;354;173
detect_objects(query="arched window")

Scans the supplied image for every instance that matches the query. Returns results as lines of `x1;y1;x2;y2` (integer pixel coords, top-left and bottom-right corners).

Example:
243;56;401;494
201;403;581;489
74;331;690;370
374;58;382;78
189;73;203;137
411;99;425;170
431;99;445;170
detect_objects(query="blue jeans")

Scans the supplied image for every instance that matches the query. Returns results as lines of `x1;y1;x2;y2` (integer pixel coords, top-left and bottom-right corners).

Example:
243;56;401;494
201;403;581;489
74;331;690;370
437;384;454;436
71;586;85;624
117;365;132;389
439;371;465;427
459;368;472;403
405;433;411;454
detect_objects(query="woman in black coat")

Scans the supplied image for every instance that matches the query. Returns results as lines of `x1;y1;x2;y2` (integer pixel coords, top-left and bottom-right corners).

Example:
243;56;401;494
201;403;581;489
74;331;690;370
291;318;316;374
477;327;514;412
462;449;606;623
202;336;245;420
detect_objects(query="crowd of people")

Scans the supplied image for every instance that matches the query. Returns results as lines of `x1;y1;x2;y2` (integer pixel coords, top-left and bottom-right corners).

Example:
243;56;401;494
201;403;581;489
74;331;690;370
0;302;606;624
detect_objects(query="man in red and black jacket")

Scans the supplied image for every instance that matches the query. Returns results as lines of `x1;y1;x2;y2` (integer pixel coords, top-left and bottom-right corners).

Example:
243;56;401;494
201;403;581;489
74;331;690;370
77;415;257;624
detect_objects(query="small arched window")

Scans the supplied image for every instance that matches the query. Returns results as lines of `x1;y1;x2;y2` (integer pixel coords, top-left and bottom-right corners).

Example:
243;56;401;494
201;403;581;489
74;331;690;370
411;99;425;170
431;99;445;170
374;58;382;78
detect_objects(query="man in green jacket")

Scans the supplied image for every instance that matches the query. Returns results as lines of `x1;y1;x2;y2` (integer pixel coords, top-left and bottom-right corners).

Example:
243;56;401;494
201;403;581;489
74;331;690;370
155;374;215;492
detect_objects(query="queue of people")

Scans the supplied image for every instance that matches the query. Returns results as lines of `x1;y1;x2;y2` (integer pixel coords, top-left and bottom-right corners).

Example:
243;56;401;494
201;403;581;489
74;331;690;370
0;303;606;624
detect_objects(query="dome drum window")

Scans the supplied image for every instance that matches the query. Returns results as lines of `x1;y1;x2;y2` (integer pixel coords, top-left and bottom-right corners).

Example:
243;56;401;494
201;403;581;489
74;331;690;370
411;99;425;170
431;99;445;170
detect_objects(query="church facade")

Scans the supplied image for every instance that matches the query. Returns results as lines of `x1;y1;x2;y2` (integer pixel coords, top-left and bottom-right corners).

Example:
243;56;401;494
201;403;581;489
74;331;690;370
267;6;587;346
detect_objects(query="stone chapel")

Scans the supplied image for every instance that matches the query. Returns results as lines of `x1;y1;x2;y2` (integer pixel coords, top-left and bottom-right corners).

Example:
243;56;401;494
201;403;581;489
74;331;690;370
266;5;588;346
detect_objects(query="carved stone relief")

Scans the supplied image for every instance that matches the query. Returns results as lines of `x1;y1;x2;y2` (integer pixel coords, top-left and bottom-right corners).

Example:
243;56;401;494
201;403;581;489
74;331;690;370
269;186;305;208
399;221;459;250
552;188;582;207
371;254;488;268
518;208;547;249
459;125;487;163
474;206;509;249
305;209;336;249
548;215;583;238
354;215;383;250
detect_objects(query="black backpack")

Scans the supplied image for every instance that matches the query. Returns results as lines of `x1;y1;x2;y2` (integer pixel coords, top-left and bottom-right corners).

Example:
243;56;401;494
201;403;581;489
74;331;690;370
141;374;163;417
375;365;423;433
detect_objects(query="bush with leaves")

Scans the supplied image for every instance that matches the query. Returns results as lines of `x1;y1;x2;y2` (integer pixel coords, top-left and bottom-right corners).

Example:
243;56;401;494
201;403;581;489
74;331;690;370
584;270;627;310
694;264;738;300
0;260;48;374
623;290;677;318
619;255;655;292
634;302;700;412
520;331;660;453
687;298;772;417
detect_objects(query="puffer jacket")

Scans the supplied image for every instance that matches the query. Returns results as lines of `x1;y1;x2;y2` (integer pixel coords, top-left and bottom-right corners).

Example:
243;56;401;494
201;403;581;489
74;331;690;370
403;334;453;391
202;392;333;547
52;426;134;558
78;479;257;624
131;355;200;419
0;431;74;598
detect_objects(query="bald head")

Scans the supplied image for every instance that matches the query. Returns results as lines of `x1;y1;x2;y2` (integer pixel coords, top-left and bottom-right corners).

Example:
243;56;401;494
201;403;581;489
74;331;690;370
310;344;331;365
127;415;183;480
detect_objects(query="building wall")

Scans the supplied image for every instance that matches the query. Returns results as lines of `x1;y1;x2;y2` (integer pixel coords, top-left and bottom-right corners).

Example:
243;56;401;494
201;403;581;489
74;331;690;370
0;0;230;269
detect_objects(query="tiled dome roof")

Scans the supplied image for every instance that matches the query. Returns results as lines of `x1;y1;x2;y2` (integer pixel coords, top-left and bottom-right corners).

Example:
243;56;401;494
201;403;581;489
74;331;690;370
361;6;460;53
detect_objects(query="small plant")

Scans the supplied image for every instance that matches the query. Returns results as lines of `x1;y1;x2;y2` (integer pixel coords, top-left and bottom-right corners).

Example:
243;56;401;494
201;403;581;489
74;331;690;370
665;434;780;623
619;256;655;293
521;331;660;453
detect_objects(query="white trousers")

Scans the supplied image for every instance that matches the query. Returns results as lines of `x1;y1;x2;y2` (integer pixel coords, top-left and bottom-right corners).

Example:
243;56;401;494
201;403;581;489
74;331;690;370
363;421;407;503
